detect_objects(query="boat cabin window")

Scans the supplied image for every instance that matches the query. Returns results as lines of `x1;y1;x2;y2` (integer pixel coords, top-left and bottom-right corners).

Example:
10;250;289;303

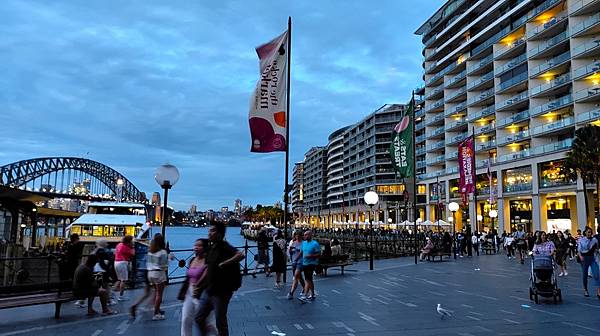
70;225;137;237
88;206;146;216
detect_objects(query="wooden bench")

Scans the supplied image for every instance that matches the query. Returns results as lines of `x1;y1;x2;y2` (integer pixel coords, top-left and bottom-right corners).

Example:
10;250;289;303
482;244;496;255
426;250;452;262
0;281;75;319
318;255;353;276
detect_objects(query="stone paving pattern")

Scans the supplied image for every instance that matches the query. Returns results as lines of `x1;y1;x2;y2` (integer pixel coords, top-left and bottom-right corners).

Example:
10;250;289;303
1;254;599;336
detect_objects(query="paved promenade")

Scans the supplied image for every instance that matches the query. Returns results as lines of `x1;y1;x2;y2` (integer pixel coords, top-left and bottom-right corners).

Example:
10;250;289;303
1;254;599;336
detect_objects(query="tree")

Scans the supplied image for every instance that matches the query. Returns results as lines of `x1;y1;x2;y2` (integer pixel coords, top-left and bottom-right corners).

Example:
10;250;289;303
564;125;600;227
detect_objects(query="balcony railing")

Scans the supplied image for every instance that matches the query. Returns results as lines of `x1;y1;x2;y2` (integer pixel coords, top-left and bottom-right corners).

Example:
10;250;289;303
467;54;494;75
574;86;600;102
417;160;426;169
467;105;496;122
497;130;530;145
529;138;573;156
529;72;571;97
529;50;571;78
530;94;572;117
476;139;497;151
416;134;426;143
467;87;495;106
497;110;530;128
576;108;600;124
526;15;567;39
496;91;528;111
471;26;511;58
427;126;446;139
445;119;467;131
448;132;469;145
426;62;458;86
504;182;532;193
495;53;528;77
573;61;600;80
569;0;599;14
495;38;525;59
497;72;528;92
445;87;467;102
474;123;495;135
531;0;562;18
528;31;569;58
445;69;467;88
416;147;426;156
426;155;446;165
446;151;459;160
424;85;444;100
467;70;494;90
425;113;445;127
476;157;497;169
572;39;600;58
531;117;574;136
423;98;445;114
426;140;445;152
447;101;468;117
571;11;600;37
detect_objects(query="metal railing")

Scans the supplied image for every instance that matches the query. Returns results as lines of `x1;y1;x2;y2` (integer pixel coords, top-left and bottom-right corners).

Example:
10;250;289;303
529;50;570;78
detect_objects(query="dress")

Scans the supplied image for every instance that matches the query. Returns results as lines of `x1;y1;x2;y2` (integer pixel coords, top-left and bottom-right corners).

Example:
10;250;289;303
271;238;287;273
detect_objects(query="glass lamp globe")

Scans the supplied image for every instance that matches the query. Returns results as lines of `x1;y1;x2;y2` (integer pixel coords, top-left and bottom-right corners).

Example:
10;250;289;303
448;202;460;212
489;209;498;218
447;216;454;223
477;214;483;221
364;191;379;206
155;164;180;188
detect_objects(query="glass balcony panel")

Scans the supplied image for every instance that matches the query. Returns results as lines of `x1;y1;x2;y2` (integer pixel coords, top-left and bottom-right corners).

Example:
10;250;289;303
573;60;600;80
529;50;571;77
572;39;600;58
498;130;530;145
447;101;468;117
495;53;528;76
574;86;600;101
530;117;574;136
425;113;445;126
497;110;530;128
528;31;569;58
472;26;511;57
576;108;600;124
496;91;529;111
529;72;571;96
571;11;600;36
495;38;526;58
476;139;497;151
446;69;467;88
467;87;495;106
467;54;494;74
526;15;567;39
468;70;494;90
467;105;496;122
497;72;528;92
530;94;572;117
446;87;467;102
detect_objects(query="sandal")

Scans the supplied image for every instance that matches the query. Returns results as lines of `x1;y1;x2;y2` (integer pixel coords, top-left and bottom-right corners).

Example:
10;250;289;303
102;310;117;316
584;291;590;297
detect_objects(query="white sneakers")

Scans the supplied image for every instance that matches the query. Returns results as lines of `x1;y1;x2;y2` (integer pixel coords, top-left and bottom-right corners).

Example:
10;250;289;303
152;314;165;321
558;271;569;277
117;295;129;301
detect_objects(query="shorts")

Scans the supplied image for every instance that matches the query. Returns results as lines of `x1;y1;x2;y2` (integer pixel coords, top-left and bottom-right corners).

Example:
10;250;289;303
516;242;527;251
292;262;303;273
147;270;167;285
303;264;316;281
74;287;99;300
114;261;129;281
257;249;270;265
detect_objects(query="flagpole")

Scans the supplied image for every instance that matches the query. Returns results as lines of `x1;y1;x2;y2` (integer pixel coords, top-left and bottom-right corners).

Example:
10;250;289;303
282;17;292;284
471;127;477;234
412;91;418;265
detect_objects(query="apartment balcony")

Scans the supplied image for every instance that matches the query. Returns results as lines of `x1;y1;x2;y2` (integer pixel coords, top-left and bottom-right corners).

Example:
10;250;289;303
569;0;600;16
445;119;468;132
526;15;568;40
467;54;494;76
497;110;530;128
474;123;496;136
496;72;529;94
495;38;526;60
416;121;426;131
528;31;569;59
467;105;496;123
415;108;426;119
576;107;600;124
496;91;529;112
426;62;458;86
447;132;469;146
530;117;575;137
417;160;426;169
497;149;531;163
416;134;426;143
497;130;530;146
495;53;528;77
426;140;445;153
530;0;563;19
468;71;494;91
467;87;495;107
572;38;600;58
570;11;600;38
423;98;444;114
471;26;511;59
416;147;426;156
530;94;573;117
446;151;459;161
504;182;532;193
475;139;497;152
573;60;600;80
445;101;467;117
445;87;467;103
426;154;446;166
574;86;600;103
497;138;573;163
476;157;497;169
445;70;467;89
529;50;571;78
426;126;446;140
424;84;444;100
425;113;444;127
529;72;571;98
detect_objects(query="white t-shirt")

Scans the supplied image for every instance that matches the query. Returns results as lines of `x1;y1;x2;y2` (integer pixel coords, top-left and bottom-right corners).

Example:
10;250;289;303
146;249;168;271
471;236;478;245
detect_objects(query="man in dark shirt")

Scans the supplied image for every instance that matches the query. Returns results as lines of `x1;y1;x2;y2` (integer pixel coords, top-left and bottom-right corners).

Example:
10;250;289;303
72;254;113;316
59;234;84;280
195;222;244;336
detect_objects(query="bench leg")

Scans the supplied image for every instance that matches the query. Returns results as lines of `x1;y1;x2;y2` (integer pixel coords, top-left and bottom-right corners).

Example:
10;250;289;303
55;302;62;319
341;266;345;275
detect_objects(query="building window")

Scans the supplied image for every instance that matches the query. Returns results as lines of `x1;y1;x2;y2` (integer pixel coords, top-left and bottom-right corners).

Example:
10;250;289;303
539;160;574;188
503;166;532;193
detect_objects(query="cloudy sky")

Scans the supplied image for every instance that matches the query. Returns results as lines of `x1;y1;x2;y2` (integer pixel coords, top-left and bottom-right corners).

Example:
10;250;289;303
0;0;444;211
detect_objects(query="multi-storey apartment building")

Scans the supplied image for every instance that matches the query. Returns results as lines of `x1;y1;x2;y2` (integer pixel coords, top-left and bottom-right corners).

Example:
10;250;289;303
415;0;599;234
291;162;305;219
295;104;419;227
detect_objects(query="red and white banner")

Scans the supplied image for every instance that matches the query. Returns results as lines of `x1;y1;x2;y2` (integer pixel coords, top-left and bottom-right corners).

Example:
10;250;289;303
249;31;289;152
458;136;475;194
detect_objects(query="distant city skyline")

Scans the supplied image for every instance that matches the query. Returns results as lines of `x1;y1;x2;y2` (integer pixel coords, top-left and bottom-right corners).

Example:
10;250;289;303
1;0;444;209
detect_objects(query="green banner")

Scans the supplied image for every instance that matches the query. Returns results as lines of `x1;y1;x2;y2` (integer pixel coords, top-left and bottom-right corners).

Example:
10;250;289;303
389;102;414;179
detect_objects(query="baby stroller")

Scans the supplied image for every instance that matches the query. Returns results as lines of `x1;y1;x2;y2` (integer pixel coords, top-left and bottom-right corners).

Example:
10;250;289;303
529;255;562;304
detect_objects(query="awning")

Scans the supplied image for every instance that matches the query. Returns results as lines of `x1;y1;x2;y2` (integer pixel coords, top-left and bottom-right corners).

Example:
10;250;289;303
37;207;81;218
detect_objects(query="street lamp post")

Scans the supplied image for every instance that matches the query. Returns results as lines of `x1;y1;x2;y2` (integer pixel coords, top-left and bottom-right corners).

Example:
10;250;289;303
364;191;379;271
116;178;124;202
476;214;483;233
154;164;180;240
448;202;459;260
489;209;498;252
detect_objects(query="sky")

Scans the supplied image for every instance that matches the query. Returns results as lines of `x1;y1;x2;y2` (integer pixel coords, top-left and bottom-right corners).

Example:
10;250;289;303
0;0;445;211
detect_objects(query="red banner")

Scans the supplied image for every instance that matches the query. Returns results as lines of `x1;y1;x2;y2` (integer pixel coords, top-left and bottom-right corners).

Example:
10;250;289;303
458;136;475;194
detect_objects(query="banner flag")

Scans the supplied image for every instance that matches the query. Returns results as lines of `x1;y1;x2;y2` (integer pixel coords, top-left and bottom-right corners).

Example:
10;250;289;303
389;100;414;178
458;136;475;194
249;31;289;152
487;152;494;205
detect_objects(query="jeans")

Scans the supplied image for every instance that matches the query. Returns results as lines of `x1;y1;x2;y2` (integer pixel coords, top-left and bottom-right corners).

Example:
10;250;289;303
181;286;199;336
195;290;233;336
580;255;600;291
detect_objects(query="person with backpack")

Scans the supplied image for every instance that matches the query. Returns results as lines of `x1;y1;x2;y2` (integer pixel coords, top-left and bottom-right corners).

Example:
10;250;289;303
195;221;244;336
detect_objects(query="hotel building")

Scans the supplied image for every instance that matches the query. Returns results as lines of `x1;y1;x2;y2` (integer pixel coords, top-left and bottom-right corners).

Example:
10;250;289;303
415;0;600;233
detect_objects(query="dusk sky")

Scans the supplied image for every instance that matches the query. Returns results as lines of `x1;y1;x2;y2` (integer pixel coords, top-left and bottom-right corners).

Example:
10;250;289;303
1;0;444;211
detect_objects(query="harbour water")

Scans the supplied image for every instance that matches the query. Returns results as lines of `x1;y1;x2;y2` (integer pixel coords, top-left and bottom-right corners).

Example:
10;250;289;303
163;226;246;250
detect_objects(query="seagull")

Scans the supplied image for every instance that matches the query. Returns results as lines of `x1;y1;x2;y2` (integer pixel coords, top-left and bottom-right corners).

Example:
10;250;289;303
436;304;453;319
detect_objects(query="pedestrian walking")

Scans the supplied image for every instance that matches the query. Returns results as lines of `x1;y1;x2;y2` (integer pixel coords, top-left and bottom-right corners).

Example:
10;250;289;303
299;230;320;302
471;231;479;256
113;235;135;301
252;228;271;278
179;239;208;336
271;230;287;289
287;230;305;300
566;231;577;260
553;231;569;276
195;221;244;336
532;232;555;257
504;233;515;259
577;227;600;298
514;226;527;264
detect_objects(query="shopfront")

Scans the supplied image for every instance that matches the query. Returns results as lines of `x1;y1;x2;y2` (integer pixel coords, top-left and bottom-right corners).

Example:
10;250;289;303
509;199;532;232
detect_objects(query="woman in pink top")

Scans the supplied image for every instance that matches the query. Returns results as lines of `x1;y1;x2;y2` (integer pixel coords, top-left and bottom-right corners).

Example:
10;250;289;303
178;238;209;336
114;235;135;300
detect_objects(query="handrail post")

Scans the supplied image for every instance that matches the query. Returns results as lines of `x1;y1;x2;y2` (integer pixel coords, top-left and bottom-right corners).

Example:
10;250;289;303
243;240;248;275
